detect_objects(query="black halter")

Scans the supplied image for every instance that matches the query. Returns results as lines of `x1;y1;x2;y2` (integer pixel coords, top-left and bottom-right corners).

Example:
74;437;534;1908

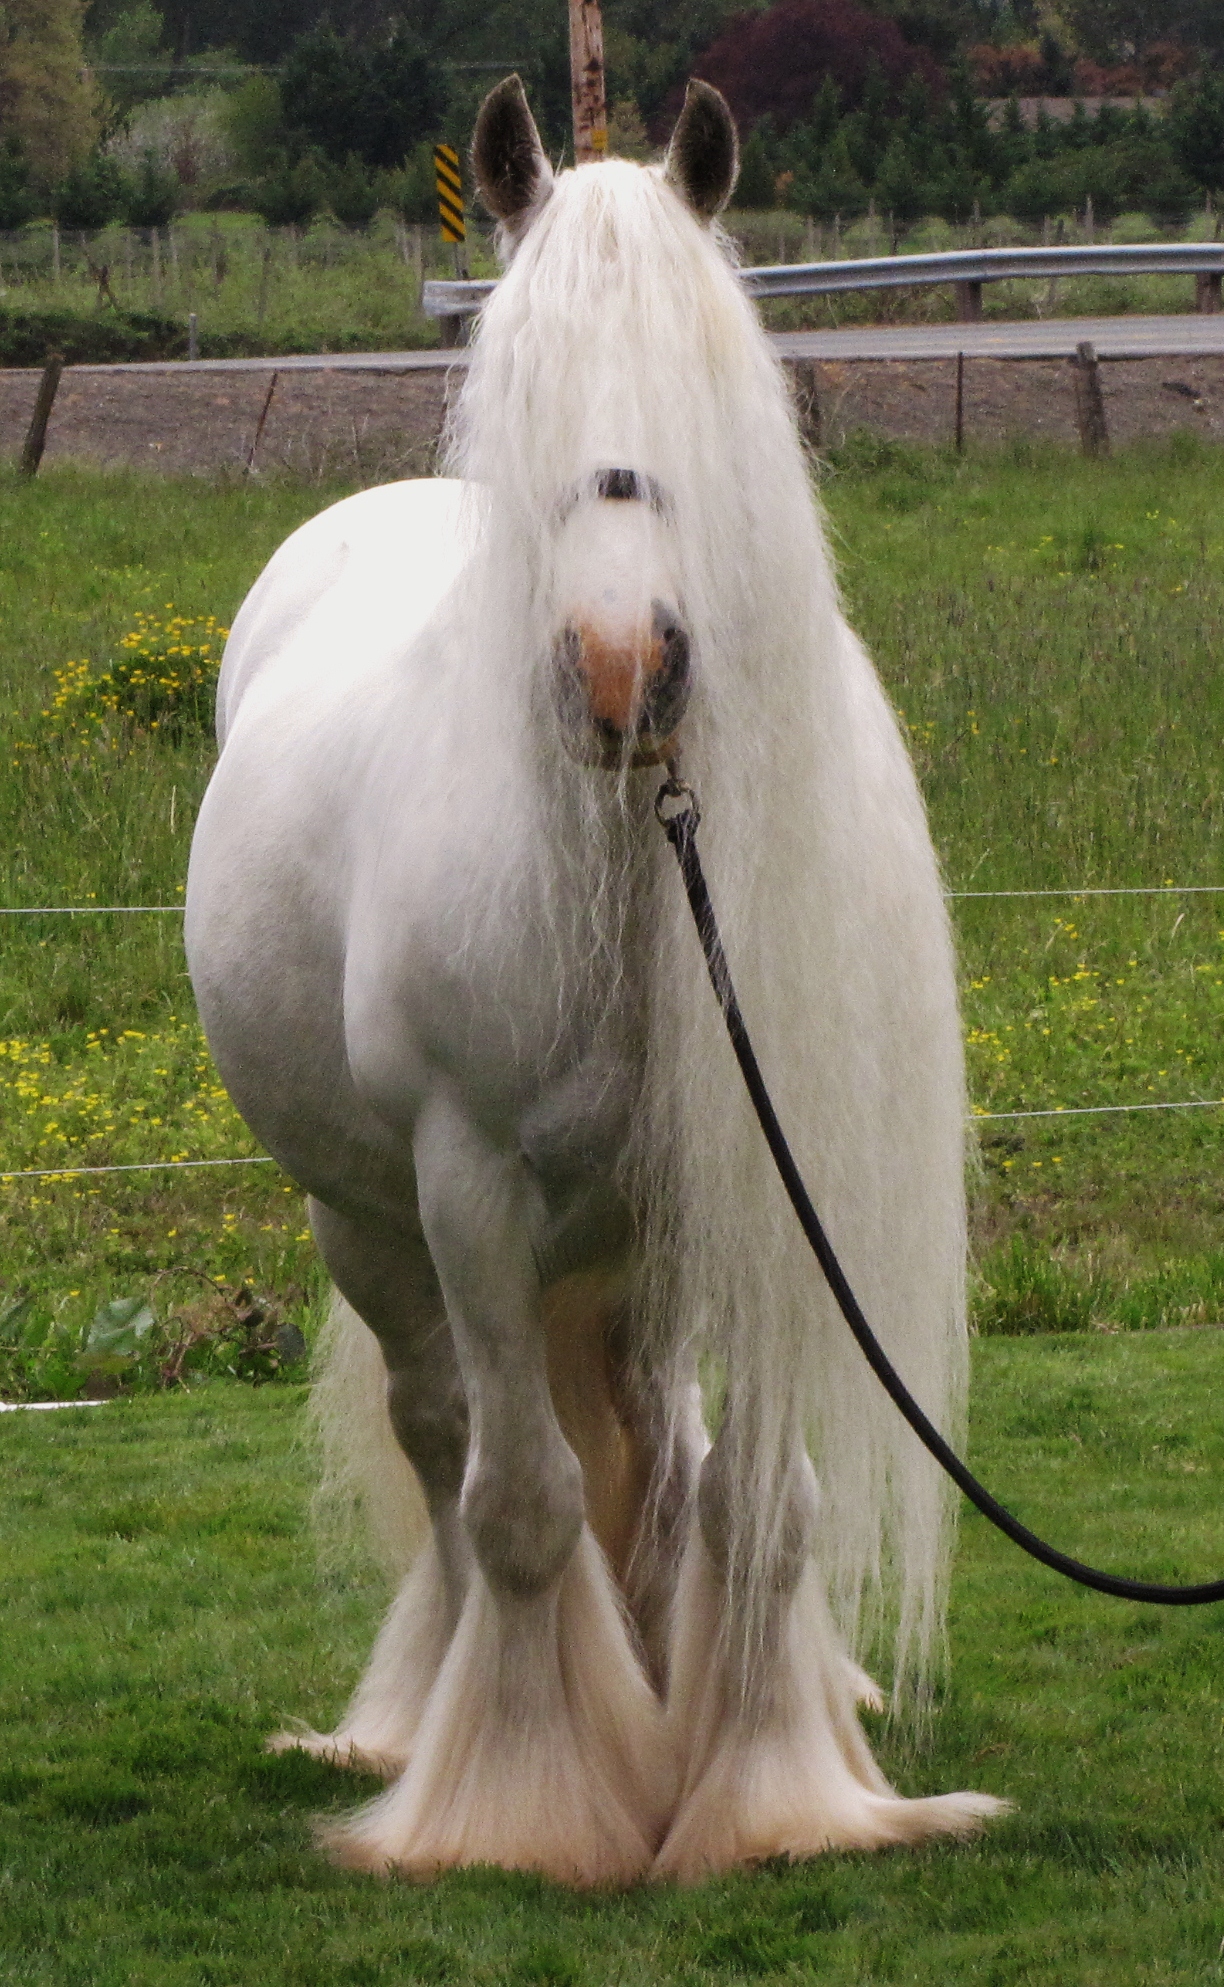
555;468;672;524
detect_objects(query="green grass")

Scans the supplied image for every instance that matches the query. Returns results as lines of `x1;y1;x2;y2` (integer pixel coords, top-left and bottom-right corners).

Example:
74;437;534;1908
3;1332;1223;1983
824;434;1224;1331
3;441;1224;1388
0;465;336;1396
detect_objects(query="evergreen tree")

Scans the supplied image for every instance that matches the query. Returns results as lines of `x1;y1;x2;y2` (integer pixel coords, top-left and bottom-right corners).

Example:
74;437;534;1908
810;72;841;149
873;128;924;239
0;135;34;228
124;147;179;228
0;0;102;181
1171;70;1224;196
996;93;1029;179
844;55;892;184
327;153;378;229
277;24;446;172
735;127;779;208
51;150;125;230
794;122;868;220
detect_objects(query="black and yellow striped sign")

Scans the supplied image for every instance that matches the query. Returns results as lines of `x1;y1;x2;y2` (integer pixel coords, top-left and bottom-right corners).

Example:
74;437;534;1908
434;144;465;243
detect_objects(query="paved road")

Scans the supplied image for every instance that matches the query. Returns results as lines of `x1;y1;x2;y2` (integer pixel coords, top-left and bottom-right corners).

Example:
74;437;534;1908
774;313;1224;363
50;313;1224;379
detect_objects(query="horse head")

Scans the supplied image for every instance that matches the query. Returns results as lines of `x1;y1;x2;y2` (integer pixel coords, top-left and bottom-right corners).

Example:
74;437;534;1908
471;74;739;770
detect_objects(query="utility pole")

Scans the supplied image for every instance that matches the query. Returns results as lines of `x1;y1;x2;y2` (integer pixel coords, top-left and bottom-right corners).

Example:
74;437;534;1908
569;0;608;163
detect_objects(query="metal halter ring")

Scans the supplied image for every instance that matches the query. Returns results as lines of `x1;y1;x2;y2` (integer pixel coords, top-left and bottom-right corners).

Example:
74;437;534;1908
654;775;700;832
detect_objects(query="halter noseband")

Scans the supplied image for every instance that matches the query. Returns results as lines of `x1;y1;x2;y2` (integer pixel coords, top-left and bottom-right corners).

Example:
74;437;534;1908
555;468;673;525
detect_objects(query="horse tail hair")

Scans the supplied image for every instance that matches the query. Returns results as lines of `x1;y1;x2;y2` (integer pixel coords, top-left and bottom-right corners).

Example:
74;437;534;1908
308;1289;428;1583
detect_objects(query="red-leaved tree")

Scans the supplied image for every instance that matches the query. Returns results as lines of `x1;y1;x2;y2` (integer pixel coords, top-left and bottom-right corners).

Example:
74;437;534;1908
678;0;944;135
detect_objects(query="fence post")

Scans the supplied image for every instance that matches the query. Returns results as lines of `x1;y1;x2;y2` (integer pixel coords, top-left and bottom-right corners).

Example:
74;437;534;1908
244;370;279;475
20;353;64;476
1071;340;1109;458
1195;272;1222;314
188;311;199;361
955;279;983;323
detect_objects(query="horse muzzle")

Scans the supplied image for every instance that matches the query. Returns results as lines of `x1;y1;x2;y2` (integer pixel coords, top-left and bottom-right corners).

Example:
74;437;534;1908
554;601;691;769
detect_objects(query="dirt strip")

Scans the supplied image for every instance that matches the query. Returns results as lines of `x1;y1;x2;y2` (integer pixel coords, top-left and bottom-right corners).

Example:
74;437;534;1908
2;353;1224;476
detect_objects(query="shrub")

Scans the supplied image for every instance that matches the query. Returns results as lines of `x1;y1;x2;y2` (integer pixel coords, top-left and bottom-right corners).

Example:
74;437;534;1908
327;155;379;231
0;306;185;366
251;155;325;229
51;153;127;232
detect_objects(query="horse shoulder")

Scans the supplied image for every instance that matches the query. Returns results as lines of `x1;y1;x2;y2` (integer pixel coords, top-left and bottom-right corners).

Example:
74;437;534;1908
215;478;471;745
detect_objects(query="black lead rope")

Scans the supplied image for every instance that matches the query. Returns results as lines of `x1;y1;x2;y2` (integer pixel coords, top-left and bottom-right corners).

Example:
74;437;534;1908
656;775;1224;1606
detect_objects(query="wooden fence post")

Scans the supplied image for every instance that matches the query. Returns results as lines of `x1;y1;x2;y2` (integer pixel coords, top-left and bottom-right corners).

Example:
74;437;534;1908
244;370;279;475
1071;340;1109;458
20;353;63;476
955;279;983;322
1195;272;1222;314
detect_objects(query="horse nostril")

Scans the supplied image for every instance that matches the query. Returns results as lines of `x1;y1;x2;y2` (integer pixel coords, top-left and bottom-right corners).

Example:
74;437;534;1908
643;605;691;737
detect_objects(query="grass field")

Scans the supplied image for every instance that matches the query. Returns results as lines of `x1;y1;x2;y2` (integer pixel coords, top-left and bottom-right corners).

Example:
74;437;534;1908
2;446;1224;1980
3;1332;1223;1984
3;439;1224;1392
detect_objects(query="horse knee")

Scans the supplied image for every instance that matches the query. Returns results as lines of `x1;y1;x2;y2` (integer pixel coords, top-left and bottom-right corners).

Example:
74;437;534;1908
462;1438;585;1598
385;1370;468;1505
697;1437;818;1598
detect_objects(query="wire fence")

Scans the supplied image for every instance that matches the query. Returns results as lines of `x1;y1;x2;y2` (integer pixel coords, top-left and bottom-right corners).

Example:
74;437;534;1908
0;877;1219;1173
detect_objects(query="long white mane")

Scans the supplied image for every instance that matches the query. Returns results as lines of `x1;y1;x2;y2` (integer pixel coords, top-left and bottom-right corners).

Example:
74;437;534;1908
442;159;966;1705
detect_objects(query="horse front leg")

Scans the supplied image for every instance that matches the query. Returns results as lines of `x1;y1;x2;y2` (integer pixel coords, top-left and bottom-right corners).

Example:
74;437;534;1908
654;1420;1005;1880
269;1202;471;1779
322;1092;667;1885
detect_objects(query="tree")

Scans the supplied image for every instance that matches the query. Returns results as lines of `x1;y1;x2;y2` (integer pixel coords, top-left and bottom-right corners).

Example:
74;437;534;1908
792;124;868;219
251;152;323;226
0;0;102;181
89;2;171;120
873;128;925;239
686;0;943;138
277;24;446;171
1170;69;1224;195
123;145;178;226
326;152;378;228
735;126;778;206
51;149;126;229
219;73;287;178
0;134;35;227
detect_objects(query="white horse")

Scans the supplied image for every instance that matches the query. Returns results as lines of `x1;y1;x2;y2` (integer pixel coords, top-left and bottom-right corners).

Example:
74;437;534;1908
186;77;1003;1884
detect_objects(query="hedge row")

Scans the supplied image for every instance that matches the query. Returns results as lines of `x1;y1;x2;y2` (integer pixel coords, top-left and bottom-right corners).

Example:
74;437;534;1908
0;308;413;367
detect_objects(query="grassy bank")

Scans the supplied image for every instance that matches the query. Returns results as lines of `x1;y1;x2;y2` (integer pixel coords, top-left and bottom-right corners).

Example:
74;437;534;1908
3;1331;1222;1984
1;443;1224;1394
0;206;1219;365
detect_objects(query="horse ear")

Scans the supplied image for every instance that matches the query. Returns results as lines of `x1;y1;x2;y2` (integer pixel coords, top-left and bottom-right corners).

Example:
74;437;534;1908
664;80;739;221
472;75;555;227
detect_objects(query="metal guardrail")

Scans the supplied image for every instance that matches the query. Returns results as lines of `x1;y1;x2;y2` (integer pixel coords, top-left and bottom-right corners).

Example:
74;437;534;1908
422;242;1224;342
